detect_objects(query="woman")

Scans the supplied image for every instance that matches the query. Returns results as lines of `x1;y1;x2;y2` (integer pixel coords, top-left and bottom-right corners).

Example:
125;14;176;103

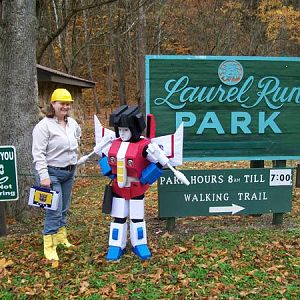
32;88;81;261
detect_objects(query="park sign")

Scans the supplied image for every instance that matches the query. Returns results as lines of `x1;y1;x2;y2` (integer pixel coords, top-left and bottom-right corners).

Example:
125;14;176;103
145;55;300;161
158;168;293;218
0;146;18;201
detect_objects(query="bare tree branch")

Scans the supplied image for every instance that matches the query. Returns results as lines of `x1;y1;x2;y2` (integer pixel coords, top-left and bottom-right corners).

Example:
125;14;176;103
37;0;117;63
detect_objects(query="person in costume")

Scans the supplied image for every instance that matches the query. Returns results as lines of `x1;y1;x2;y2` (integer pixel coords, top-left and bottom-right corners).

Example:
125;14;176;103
32;88;81;261
85;105;189;261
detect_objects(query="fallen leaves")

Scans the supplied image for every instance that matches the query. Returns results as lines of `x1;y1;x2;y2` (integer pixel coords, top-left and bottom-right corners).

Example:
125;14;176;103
1;173;300;299
149;267;164;283
0;258;13;270
173;246;188;254
51;260;59;268
79;280;90;294
0;258;13;278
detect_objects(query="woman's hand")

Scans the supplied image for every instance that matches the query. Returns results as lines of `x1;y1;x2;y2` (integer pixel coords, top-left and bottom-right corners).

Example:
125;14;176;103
40;178;51;188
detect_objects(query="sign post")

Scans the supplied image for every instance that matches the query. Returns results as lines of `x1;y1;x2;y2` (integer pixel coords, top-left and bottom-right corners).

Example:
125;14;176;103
0;146;18;236
0;202;6;236
272;160;287;225
158;168;293;230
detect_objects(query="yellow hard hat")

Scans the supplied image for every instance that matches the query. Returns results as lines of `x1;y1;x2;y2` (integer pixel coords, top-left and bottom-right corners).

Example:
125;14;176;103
51;88;74;102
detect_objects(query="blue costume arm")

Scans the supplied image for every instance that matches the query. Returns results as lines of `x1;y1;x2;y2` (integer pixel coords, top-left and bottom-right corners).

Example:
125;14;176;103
99;156;115;179
140;162;163;185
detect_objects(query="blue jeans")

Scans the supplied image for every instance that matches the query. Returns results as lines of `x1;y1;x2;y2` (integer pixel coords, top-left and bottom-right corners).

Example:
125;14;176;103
35;166;75;235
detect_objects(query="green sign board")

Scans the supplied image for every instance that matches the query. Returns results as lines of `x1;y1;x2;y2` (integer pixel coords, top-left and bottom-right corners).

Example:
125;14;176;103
0;146;18;201
158;168;293;217
146;55;300;161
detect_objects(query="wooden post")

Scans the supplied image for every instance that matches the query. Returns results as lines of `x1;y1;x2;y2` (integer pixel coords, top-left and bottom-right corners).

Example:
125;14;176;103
272;160;286;225
250;160;264;217
250;160;264;168
166;217;175;232
0;202;7;236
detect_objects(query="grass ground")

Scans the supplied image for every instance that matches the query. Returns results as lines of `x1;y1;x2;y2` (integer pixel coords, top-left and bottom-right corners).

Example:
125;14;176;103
1;159;300;299
1;115;300;299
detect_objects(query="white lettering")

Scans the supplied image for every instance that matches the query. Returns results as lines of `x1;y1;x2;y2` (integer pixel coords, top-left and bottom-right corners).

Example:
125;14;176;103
184;193;229;202
244;174;265;183
238;192;268;201
0;151;14;161
164;175;224;185
0;190;15;197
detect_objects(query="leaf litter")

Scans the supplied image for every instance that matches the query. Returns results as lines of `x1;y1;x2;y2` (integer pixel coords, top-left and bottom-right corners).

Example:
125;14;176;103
1;121;300;299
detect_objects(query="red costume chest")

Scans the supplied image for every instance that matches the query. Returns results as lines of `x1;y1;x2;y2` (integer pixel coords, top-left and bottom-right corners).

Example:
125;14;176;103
108;138;151;199
108;138;150;178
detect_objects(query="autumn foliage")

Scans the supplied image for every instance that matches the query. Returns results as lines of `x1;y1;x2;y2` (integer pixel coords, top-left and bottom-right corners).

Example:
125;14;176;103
36;0;299;110
1;1;300;298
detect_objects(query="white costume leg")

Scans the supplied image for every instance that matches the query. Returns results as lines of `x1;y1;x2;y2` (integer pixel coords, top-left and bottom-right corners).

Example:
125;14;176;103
129;199;145;220
111;197;129;218
106;197;129;261
129;198;151;260
130;220;147;247
108;222;127;249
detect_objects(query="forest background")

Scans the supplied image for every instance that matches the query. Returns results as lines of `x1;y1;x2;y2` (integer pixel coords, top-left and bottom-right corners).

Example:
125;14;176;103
37;0;300;111
1;0;298;218
0;0;300;298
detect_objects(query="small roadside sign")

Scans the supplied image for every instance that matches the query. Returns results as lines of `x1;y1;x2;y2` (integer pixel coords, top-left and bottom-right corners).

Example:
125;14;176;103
0;146;18;201
158;168;293;217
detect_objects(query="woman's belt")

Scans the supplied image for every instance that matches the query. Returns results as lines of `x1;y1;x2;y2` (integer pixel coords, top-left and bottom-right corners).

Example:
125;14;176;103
48;165;76;171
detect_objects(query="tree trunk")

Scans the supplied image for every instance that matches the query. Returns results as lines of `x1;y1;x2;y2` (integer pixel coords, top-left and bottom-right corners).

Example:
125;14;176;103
136;0;146;112
113;32;126;106
82;2;100;113
156;0;164;55
0;0;39;220
107;4;114;106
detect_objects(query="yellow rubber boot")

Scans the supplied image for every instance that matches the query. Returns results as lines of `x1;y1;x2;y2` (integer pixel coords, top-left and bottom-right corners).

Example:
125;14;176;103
56;227;74;248
43;235;59;261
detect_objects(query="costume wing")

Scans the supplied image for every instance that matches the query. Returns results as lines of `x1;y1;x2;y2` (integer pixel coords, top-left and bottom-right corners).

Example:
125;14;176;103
94;115;115;156
150;123;184;166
